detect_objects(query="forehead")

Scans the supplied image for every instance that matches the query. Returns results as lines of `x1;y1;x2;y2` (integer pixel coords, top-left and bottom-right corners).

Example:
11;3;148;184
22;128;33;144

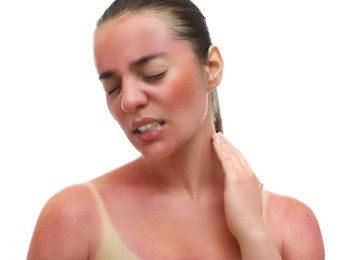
94;14;189;70
95;13;175;39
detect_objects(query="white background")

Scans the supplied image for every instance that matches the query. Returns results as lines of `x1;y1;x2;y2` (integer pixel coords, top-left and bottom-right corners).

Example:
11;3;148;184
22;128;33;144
0;1;344;259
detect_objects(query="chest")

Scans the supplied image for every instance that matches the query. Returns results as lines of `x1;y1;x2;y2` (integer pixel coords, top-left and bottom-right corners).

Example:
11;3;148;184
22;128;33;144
106;195;241;259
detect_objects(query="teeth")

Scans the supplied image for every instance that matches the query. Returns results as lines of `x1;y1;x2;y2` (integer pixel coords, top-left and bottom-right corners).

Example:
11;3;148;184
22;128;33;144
137;122;163;134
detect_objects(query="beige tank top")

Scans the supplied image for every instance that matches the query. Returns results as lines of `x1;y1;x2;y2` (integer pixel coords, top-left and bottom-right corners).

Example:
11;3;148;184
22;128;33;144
86;182;139;260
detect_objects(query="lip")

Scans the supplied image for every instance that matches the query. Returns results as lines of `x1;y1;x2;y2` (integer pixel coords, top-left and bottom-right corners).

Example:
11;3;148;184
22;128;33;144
130;117;165;133
130;117;166;142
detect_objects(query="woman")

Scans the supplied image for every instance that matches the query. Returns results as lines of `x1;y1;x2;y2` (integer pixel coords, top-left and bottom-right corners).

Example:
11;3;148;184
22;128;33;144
27;0;325;259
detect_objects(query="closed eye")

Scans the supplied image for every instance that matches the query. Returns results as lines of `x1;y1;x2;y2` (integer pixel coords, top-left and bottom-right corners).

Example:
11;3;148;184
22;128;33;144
106;85;121;96
143;71;167;82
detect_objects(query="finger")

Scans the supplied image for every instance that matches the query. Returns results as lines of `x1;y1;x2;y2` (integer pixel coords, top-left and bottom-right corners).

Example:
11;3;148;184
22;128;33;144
212;133;242;170
213;133;263;189
212;133;250;172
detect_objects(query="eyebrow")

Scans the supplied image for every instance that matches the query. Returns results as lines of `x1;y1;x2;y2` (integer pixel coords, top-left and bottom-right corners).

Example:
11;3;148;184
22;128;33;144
98;52;166;81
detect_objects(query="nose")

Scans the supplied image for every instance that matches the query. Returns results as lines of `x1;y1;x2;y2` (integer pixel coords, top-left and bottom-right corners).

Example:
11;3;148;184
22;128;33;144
120;83;148;113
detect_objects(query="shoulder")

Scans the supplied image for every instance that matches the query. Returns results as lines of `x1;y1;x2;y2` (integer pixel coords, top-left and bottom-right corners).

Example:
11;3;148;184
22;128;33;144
41;183;98;228
27;183;101;260
263;190;325;260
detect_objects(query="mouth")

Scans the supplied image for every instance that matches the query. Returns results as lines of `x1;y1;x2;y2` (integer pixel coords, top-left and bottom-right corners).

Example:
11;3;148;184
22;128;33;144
133;121;166;134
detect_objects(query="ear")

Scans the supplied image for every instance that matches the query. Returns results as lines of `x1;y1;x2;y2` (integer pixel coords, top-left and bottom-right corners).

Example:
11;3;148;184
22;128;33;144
205;45;223;91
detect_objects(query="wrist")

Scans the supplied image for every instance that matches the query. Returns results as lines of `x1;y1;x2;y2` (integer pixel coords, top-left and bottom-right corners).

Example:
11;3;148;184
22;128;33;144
234;228;282;260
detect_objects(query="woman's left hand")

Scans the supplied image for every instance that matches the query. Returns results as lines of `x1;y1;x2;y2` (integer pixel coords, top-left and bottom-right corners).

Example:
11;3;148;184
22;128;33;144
212;133;265;240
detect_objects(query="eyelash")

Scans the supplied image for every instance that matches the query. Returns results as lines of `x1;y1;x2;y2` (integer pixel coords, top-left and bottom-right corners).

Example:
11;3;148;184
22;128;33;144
143;71;167;82
106;86;121;96
106;71;167;96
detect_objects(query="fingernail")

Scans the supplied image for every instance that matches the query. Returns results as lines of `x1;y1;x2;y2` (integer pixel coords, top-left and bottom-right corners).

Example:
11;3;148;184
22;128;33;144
214;133;221;144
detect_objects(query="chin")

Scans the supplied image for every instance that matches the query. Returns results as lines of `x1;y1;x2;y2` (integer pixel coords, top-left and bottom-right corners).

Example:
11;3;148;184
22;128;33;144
133;141;176;161
137;148;172;161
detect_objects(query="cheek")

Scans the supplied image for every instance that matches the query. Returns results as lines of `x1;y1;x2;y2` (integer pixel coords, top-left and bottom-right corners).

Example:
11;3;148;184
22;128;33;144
164;69;207;112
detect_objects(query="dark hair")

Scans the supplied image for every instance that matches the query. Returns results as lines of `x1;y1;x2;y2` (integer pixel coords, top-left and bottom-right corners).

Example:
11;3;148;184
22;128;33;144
96;0;223;133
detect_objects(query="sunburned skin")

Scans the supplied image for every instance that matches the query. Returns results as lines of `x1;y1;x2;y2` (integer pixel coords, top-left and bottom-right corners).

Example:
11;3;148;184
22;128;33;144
94;14;211;160
88;160;242;259
27;6;324;259
85;182;138;260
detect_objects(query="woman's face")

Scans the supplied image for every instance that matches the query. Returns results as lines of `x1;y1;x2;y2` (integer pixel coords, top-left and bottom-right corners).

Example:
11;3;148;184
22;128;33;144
94;14;213;159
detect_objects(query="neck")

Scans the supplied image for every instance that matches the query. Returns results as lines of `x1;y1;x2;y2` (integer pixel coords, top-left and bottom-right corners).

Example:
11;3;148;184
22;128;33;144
139;128;224;201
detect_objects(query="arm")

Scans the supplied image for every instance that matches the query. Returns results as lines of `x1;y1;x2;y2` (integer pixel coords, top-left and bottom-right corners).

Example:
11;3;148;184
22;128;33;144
212;133;325;259
27;184;97;260
212;133;282;259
